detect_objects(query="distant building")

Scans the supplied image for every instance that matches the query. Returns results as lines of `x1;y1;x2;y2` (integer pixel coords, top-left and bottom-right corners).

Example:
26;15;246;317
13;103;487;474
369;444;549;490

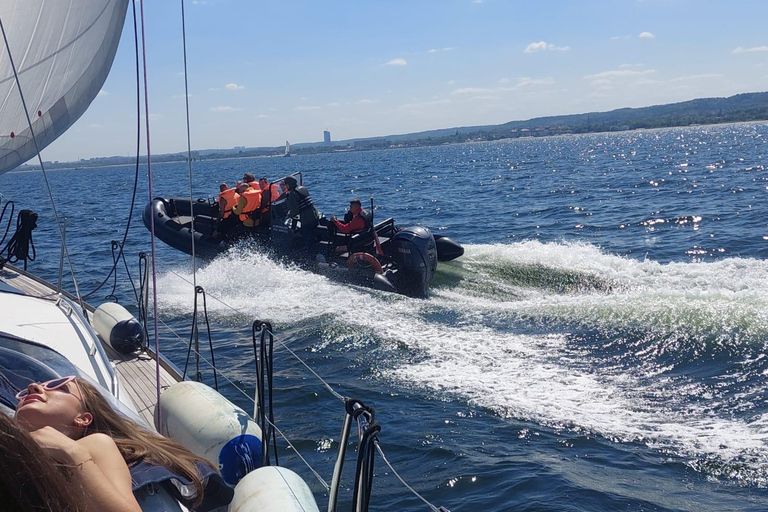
323;130;331;144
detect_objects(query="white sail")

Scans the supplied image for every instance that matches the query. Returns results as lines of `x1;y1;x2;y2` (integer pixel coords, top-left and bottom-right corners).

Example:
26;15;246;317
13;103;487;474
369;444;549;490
285;140;291;155
0;0;128;175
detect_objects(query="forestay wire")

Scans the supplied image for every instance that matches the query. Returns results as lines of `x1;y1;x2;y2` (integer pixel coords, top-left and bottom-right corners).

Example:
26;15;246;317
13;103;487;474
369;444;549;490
0;17;86;312
167;271;451;512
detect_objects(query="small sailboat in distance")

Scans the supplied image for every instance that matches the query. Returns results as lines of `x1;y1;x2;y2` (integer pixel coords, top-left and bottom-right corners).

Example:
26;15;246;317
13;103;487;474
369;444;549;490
283;140;291;157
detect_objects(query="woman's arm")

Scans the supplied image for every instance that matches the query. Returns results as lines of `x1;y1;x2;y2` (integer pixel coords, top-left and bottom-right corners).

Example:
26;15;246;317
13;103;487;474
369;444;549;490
30;427;142;512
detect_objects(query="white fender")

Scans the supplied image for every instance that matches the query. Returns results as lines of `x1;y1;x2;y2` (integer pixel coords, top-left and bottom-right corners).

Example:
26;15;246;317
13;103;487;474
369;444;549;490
229;466;320;512
156;381;263;486
92;302;144;354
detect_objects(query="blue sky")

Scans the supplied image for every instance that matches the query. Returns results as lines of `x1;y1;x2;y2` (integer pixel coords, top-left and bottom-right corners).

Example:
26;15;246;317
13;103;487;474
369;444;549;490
45;0;768;161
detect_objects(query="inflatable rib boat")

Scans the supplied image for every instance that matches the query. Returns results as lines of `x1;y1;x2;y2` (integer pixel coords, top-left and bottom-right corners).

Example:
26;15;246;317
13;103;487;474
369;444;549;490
143;174;464;298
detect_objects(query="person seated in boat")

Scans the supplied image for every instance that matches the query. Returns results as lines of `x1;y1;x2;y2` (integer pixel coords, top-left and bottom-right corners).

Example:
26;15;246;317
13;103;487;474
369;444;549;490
216;182;239;222
14;375;231;512
256;177;283;225
214;182;248;239
232;180;262;228
330;198;374;254
0;413;88;512
242;172;259;189
284;176;320;254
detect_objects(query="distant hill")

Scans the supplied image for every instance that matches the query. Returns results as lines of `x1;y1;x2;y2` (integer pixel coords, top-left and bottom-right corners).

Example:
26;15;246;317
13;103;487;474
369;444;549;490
346;91;768;145
25;92;768;169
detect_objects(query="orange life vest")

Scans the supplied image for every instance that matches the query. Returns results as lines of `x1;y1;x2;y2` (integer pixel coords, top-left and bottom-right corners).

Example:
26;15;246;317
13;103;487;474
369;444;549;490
217;188;239;219
238;186;262;222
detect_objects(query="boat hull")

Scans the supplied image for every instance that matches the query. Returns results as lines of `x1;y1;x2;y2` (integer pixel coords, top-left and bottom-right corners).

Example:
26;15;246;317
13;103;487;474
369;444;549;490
144;196;462;298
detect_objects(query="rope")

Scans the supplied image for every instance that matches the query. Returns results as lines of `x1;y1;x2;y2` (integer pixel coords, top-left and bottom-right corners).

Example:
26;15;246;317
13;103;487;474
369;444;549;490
0;17;86;313
162;271;450;511
0;199;15;249
156;317;330;490
81;0;143;302
179;0;198;286
0;210;37;270
136;0;163;415
374;442;451;512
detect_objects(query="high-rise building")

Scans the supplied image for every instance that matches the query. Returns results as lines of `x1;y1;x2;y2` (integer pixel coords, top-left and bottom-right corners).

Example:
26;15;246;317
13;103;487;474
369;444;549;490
323;130;331;144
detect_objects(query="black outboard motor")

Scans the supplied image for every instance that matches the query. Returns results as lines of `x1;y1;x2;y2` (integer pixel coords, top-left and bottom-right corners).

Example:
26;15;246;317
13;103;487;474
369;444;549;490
392;226;438;298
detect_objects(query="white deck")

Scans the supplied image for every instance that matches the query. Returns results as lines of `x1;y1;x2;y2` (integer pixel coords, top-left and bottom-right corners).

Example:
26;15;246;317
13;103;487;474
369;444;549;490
0;264;180;428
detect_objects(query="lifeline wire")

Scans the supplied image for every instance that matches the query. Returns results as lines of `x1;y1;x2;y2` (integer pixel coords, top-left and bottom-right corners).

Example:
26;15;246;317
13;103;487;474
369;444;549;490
164;270;452;512
0;17;86;313
156;316;330;490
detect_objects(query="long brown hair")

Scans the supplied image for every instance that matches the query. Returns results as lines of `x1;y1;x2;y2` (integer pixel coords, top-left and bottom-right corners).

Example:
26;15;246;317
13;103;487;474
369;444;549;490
77;379;215;507
0;414;85;512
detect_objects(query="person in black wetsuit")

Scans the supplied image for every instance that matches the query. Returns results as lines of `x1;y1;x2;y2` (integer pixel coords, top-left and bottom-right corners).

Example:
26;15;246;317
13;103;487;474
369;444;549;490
283;176;320;254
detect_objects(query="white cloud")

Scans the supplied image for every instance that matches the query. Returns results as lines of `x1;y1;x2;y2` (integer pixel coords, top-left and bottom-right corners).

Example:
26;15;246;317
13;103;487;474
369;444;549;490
172;93;192;100
639;32;655;39
98;90;109;96
209;106;240;112
208;87;220;91
620;63;645;68
524;41;570;53
225;83;245;91
384;58;407;66
611;35;632;40
452;87;495;95
255;114;270;119
668;73;723;82
294;105;321;111
447;80;456;85
516;77;555;87
396;99;452;111
355;99;378;105
585;69;656;80
327;102;340;107
498;78;512;84
428;47;455;53
733;46;768;54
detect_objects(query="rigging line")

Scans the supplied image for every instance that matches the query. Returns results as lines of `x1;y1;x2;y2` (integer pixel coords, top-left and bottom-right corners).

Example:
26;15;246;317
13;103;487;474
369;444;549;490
82;0;143;303
155;317;257;405
0;17;86;313
267;417;330;491
179;0;198;288
374;442;446;512
137;0;163;414
167;270;347;403
156;316;329;489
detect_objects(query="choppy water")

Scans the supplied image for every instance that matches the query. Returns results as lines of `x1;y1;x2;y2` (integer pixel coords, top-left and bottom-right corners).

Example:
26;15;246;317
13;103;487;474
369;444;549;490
2;123;768;511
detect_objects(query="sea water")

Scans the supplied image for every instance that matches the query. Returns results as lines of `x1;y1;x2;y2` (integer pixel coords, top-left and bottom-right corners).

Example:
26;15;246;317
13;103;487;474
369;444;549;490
2;122;768;511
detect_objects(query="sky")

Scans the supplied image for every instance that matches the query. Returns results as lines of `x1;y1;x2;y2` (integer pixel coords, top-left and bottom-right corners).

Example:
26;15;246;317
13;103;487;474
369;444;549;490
44;0;768;162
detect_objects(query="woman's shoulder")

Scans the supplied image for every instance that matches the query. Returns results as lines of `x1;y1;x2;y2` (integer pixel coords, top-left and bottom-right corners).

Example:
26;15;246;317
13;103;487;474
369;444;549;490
79;432;120;453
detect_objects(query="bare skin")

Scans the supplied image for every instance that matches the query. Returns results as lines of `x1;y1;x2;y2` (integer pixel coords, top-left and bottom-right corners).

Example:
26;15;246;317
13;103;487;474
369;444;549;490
15;380;142;512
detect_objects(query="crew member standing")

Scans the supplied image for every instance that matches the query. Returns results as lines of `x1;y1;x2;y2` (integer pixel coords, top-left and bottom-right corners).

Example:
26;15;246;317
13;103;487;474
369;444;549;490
284;176;320;254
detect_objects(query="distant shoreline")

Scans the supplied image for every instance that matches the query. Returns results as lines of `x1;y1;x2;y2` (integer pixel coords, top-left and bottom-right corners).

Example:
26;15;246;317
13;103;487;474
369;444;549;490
19;91;768;171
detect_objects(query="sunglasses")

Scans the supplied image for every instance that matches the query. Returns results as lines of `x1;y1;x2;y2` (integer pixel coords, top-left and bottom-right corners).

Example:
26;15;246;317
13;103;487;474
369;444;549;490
15;375;78;400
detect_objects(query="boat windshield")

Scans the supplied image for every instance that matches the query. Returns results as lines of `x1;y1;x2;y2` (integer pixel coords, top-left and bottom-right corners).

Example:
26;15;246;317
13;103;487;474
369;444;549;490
0;332;81;409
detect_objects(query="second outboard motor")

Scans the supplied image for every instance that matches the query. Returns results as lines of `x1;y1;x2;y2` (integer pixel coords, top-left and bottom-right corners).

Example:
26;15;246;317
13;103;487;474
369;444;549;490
392;226;437;298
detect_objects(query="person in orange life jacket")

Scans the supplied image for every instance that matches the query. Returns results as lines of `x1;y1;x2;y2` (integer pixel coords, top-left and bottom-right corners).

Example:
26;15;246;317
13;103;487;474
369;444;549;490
232;181;262;228
330;198;373;254
284;176;320;254
216;183;239;221
215;182;249;238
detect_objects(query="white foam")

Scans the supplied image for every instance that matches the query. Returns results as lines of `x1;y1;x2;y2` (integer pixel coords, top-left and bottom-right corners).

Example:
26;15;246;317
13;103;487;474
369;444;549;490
154;240;768;481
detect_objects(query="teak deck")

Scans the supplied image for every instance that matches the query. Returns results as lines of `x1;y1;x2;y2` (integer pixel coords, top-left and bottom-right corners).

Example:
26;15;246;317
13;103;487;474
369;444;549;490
0;264;180;428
